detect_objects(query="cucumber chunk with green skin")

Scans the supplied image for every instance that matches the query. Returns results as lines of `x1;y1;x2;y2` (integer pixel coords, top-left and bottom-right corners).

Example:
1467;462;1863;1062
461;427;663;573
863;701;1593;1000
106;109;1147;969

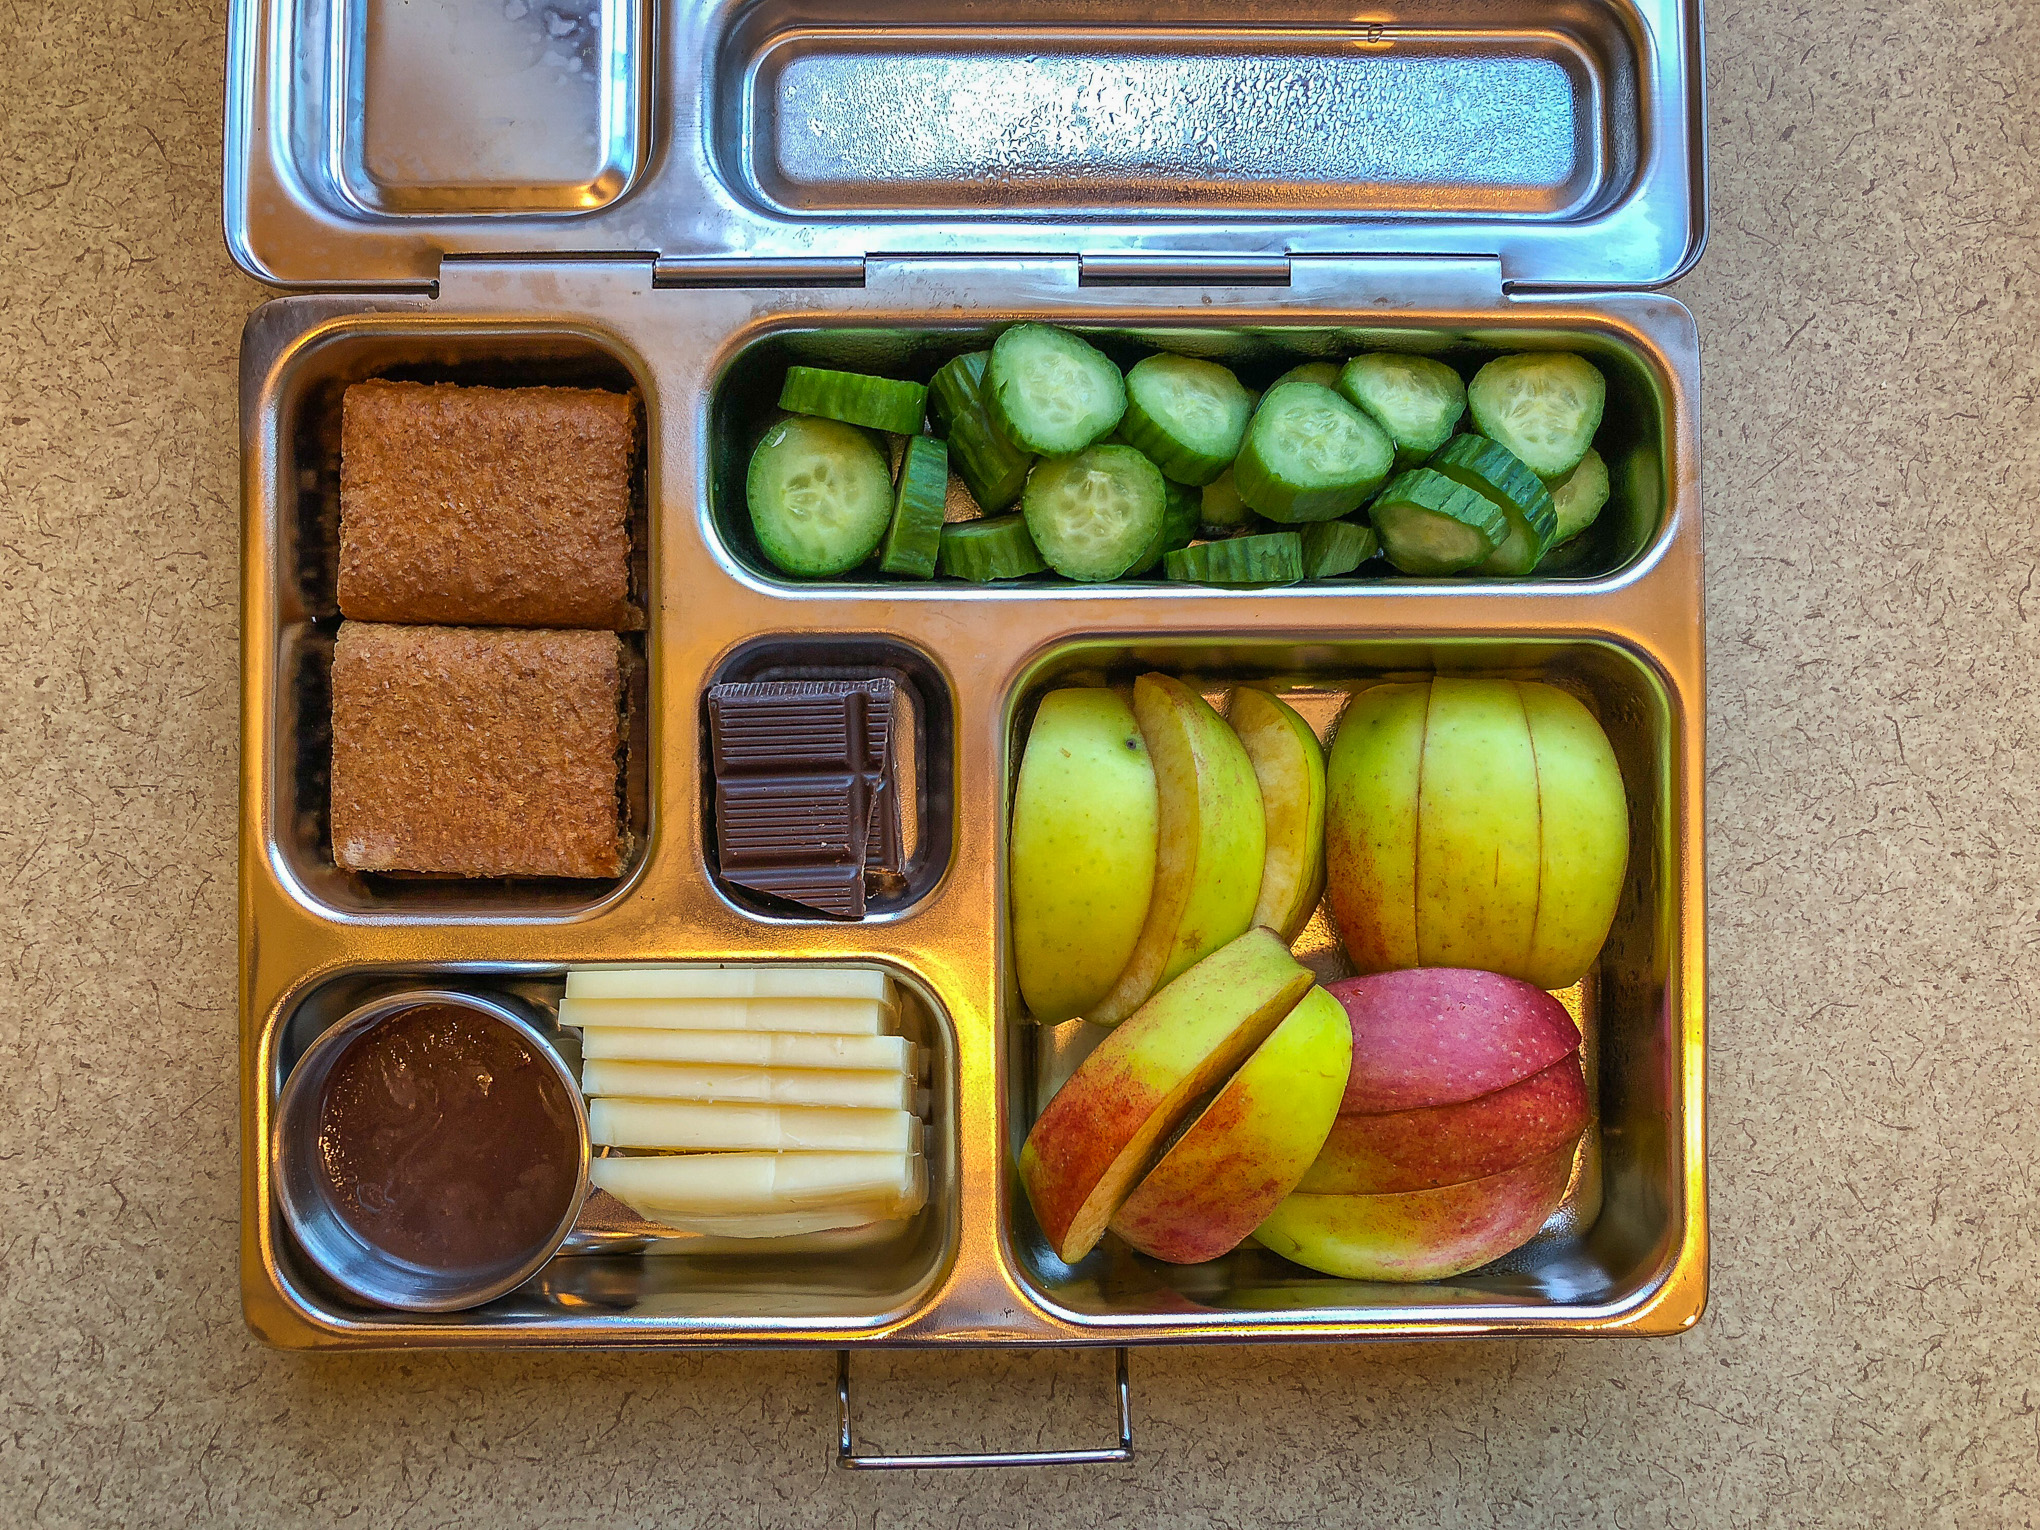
987;324;1127;456
1369;467;1508;576
779;366;929;436
1427;434;1559;577
878;435;949;578
1548;447;1611;545
747;416;895;577
1299;520;1379;579
1467;352;1606;480
1233;382;1395;523
938;514;1047;581
1118;354;1254;485
1163;531;1305;587
1128;477;1202;576
1200;466;1256;535
929;351;1031;512
1339;353;1467;468
1267;361;1342;394
1020;444;1166;582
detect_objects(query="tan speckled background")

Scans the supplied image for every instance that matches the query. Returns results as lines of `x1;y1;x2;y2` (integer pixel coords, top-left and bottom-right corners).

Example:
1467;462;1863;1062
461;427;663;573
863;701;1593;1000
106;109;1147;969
4;0;2038;1524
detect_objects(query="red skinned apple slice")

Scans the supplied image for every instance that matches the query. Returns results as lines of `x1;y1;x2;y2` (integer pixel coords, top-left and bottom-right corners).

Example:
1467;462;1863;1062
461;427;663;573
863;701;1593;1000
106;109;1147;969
1297;1056;1589;1195
1328;968;1581;1114
1109;985;1350;1263
1019;927;1313;1264
1254;1141;1578;1282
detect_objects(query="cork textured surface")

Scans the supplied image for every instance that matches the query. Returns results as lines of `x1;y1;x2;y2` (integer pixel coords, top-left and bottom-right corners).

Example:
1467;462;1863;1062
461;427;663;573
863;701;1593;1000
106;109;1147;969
4;0;2040;1525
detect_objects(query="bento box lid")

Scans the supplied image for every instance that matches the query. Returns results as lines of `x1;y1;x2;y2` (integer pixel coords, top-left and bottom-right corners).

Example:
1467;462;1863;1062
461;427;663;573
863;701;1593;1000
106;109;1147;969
223;0;1706;292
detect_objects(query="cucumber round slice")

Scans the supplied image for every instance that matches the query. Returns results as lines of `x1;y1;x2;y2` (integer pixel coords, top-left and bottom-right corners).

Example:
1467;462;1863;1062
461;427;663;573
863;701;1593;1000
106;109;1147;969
1119;354;1254;485
1549;447;1612;545
1299;520;1379;579
930;351;1032;512
1233;382;1395;523
1200;467;1256;535
1338;353;1467;467
1467;353;1606;480
1020;445;1166;582
746;416;894;577
1128;477;1202;576
1163;532;1305;587
1368;467;1508;576
938;514;1048;582
1427;434;1559;577
987;324;1127;456
779;366;929;436
879;435;949;578
1267;361;1342;394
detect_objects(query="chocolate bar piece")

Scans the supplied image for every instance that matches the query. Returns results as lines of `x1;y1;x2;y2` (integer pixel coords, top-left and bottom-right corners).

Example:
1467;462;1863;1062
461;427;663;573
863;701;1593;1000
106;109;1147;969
708;679;899;918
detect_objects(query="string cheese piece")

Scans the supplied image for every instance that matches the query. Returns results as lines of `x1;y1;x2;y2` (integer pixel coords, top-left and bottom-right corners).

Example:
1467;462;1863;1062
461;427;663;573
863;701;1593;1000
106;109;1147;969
566;966;895;1004
588;1150;925;1215
581;1059;915;1111
587;1100;919;1153
558;996;894;1035
577;1027;919;1073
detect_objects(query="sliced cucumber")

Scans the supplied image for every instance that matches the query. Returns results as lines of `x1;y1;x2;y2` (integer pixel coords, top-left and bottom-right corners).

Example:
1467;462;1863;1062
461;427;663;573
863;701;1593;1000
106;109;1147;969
746;416;894;577
929;351;1031;512
1128;477;1202;576
1267;361;1342;394
1233;382;1395;523
1119;353;1254;485
779;366;928;436
987;324;1126;456
1200;467;1256;535
1368;467;1508;576
879;435;948;578
1299;520;1379;579
1549;447;1612;545
1163;532;1305;587
1427;434;1558;577
938;514;1048;582
1020;445;1166;582
1467;352;1606;480
1338;353;1467;467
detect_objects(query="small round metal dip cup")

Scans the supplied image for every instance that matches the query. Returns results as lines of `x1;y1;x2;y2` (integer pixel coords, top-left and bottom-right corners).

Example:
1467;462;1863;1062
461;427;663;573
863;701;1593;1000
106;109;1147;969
272;989;589;1313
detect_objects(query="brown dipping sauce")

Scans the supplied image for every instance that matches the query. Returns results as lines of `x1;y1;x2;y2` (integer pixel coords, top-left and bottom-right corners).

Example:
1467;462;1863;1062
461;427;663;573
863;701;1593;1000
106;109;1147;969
315;1003;583;1272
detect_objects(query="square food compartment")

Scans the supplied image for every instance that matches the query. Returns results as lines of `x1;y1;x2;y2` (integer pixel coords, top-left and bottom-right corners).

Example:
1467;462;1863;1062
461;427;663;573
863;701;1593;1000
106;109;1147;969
254;961;960;1340
998;634;1703;1334
250;320;654;919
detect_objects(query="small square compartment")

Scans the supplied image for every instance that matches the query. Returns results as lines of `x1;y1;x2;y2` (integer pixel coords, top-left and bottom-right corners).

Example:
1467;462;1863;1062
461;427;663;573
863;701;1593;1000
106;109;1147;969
998;634;1699;1332
254;319;655;920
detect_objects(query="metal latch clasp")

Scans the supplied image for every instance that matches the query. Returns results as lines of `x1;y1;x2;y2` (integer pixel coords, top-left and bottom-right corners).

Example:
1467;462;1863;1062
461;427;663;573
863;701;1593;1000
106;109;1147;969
834;1348;1133;1470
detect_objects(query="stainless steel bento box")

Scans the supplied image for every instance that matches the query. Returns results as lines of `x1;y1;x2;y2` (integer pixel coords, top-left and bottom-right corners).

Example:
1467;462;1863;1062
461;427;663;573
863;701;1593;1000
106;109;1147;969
229;0;1708;1363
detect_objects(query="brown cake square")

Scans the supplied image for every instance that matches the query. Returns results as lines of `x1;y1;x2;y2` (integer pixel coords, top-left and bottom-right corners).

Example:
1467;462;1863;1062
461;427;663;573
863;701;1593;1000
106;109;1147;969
338;380;638;629
330;622;625;878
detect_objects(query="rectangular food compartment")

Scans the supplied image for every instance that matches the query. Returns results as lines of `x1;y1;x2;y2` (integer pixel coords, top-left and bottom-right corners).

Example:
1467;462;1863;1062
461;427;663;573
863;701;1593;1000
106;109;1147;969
999;634;1696;1332
258;961;960;1337
715;0;1644;221
707;321;1670;591
254;319;654;919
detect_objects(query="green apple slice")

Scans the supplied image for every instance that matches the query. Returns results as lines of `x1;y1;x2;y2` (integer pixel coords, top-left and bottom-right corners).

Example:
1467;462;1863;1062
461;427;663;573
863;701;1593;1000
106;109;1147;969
1414;678;1540;971
1324;683;1429;972
1518;682;1630;989
1229;687;1329;942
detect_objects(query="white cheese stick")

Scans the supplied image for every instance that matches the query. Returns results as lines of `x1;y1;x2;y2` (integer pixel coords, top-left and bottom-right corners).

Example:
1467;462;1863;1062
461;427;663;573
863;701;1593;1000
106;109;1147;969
588;1150;924;1214
581;1059;915;1111
577;1027;918;1073
558;996;894;1035
566;966;894;1004
588;1100;919;1153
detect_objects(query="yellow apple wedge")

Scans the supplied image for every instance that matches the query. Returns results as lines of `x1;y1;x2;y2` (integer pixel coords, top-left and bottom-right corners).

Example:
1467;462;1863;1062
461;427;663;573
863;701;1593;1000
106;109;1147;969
1229;686;1329;942
1019;927;1313;1264
1518;682;1631;990
1324;682;1428;971
1414;677;1540;971
1085;674;1265;1027
1109;985;1350;1263
1009;688;1160;1022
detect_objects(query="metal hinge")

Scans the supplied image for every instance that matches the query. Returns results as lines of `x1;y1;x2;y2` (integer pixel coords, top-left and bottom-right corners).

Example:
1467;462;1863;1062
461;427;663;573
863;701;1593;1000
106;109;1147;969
652;255;867;289
1078;253;1293;287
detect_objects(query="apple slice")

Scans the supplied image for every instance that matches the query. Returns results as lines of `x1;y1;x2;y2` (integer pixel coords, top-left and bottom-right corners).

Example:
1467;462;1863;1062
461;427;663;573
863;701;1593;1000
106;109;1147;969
1086;674;1265;1026
1518;681;1630;989
1009;688;1160;1022
1019;927;1313;1263
1109;984;1350;1263
1255;1142;1577;1282
1415;678;1541;971
1324;682;1428;972
1329;968;1582;1113
1229;686;1329;942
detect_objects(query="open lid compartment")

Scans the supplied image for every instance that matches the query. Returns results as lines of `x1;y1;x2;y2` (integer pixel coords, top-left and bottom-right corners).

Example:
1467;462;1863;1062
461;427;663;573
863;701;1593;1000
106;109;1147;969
225;0;1706;291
